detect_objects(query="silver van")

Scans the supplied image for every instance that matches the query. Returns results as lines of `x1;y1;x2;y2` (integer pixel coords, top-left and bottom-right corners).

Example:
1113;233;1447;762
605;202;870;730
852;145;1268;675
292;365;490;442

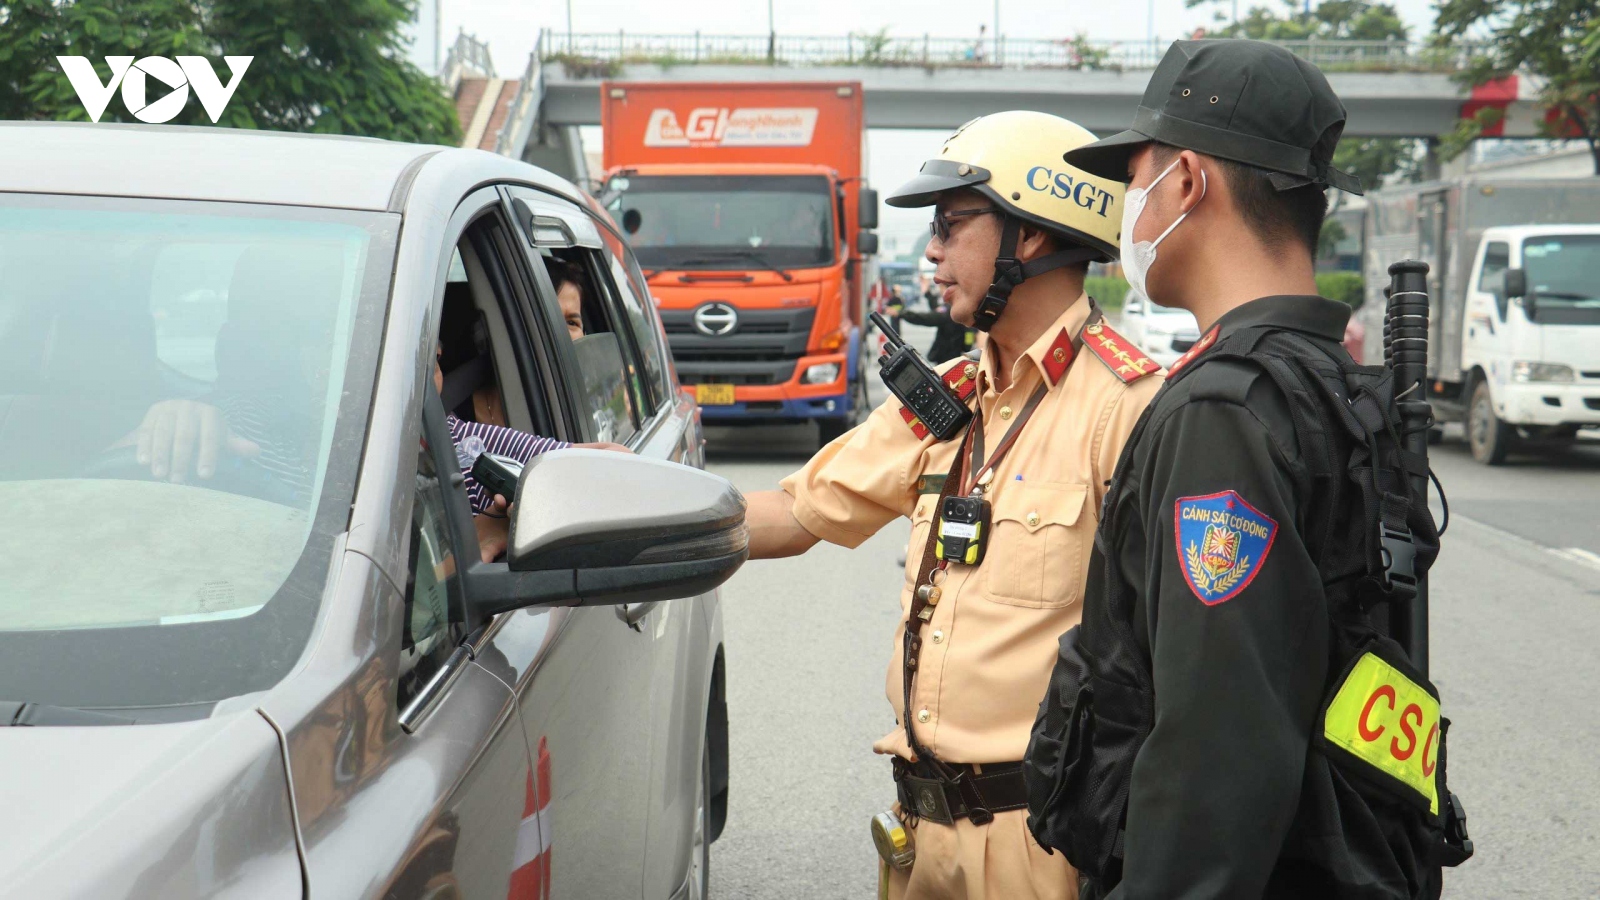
0;122;742;900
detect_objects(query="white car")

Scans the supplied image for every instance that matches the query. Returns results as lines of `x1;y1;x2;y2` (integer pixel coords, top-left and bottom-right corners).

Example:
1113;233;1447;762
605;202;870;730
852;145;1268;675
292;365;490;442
1117;290;1202;368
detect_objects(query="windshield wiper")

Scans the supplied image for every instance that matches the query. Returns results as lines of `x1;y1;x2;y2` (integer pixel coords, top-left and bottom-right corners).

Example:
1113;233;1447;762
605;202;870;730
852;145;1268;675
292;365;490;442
680;250;795;282
0;700;134;726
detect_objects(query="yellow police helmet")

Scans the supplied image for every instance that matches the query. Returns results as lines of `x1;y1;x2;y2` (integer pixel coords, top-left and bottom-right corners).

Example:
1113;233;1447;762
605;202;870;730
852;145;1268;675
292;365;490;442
886;111;1123;262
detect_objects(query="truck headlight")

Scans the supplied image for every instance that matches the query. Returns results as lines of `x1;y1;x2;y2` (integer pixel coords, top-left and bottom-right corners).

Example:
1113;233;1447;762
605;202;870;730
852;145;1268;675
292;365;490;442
803;363;841;384
1512;361;1575;383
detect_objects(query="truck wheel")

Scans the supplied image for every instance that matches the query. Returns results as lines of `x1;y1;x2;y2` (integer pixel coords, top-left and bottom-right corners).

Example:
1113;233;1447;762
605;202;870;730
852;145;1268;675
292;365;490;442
1467;379;1513;465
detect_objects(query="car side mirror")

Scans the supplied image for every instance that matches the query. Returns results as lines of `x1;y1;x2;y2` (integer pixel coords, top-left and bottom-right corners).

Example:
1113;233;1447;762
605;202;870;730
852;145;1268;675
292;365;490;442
1123;297;1143;315
1504;268;1526;299
857;230;879;256
465;449;748;618
859;188;879;229
622;208;642;236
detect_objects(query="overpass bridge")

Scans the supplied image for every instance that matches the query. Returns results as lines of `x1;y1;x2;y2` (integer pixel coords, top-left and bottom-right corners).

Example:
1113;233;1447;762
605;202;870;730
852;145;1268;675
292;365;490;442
462;30;1539;185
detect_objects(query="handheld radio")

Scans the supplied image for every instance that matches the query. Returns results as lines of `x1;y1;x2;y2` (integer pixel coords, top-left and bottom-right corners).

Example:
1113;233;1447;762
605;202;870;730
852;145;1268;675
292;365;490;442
870;311;972;441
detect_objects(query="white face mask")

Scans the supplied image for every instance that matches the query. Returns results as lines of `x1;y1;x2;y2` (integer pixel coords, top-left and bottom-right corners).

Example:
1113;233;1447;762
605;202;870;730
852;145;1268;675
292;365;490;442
1120;158;1206;303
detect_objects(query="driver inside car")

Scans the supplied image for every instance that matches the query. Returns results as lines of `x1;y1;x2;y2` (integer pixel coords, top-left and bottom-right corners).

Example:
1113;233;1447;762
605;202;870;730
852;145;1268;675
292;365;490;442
113;245;341;501
435;257;630;563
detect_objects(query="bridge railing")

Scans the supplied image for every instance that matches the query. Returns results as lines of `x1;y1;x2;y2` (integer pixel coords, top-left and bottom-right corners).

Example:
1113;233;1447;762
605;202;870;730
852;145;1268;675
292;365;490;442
538;30;1485;74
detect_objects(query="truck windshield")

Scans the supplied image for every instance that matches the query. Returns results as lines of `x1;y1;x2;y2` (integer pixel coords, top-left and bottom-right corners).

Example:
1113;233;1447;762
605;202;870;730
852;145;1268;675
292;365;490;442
1523;235;1600;322
0;193;393;715
609;174;835;269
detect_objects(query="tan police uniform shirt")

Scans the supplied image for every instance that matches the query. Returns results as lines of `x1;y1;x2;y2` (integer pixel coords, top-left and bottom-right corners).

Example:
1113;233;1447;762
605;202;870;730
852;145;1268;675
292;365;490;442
781;295;1163;763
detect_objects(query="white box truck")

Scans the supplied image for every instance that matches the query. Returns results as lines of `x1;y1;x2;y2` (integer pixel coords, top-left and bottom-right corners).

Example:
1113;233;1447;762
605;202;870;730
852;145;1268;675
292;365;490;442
1360;177;1600;464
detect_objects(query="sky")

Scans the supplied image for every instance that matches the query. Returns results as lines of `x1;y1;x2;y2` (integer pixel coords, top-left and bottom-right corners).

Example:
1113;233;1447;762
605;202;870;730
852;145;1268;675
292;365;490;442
419;0;1445;258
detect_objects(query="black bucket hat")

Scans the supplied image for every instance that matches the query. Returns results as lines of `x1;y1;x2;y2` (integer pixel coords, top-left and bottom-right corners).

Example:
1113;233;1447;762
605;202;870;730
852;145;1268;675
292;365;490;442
1065;39;1363;195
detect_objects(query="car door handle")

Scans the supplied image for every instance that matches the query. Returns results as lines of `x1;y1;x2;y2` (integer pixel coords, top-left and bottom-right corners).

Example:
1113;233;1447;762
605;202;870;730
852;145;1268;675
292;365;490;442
616;602;658;631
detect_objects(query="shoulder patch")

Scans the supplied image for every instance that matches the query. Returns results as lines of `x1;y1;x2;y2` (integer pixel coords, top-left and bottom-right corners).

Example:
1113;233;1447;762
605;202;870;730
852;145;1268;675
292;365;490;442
1174;490;1278;605
1167;325;1220;377
899;405;931;440
1084;321;1161;383
940;360;980;401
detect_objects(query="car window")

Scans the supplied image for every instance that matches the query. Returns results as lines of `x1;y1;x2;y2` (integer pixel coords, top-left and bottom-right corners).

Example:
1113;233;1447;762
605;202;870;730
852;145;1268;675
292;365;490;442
1479;241;1510;294
0;192;393;709
598;225;674;407
398;442;464;708
540;247;642;445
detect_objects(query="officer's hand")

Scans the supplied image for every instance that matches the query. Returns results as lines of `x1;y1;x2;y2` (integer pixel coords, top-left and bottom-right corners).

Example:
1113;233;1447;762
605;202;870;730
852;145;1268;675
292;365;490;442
123;400;260;483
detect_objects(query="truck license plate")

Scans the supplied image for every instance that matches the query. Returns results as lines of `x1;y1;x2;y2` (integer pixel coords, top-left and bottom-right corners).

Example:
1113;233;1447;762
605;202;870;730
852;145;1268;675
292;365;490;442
696;384;736;406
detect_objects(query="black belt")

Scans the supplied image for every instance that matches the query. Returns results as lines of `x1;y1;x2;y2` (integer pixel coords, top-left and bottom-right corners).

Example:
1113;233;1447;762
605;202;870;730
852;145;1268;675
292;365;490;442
892;758;1029;826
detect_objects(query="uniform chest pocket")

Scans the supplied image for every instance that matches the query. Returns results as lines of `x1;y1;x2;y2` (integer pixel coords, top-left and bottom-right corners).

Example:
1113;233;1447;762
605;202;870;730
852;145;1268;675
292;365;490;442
904;498;937;586
983;482;1091;608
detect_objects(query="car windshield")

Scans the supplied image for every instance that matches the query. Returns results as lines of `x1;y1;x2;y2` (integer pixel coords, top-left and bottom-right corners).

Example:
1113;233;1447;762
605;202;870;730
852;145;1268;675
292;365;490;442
608;174;835;269
0;193;394;713
1522;235;1600;323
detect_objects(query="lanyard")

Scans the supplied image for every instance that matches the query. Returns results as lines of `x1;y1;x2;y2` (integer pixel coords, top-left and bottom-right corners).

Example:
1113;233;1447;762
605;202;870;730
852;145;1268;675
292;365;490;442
900;301;1101;763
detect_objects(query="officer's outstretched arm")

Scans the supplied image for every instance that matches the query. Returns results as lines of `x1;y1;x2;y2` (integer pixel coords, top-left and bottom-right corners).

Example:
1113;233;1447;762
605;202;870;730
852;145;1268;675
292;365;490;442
1113;395;1327;899
746;490;822;559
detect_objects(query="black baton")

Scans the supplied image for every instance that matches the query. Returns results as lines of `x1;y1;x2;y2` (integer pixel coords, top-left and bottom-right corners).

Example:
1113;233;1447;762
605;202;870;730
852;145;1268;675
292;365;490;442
1385;260;1431;675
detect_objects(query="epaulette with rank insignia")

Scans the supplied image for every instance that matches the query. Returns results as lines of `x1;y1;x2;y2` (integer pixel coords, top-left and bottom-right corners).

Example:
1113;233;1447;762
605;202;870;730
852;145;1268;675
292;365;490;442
941;361;980;401
1083;320;1162;383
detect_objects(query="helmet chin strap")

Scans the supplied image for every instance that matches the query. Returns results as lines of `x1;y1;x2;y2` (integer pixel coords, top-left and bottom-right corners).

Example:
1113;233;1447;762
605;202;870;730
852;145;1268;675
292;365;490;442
971;215;1101;332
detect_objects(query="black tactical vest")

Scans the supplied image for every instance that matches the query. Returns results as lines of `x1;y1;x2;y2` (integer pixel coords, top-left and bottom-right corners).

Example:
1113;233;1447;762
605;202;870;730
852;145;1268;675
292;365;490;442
1024;326;1472;899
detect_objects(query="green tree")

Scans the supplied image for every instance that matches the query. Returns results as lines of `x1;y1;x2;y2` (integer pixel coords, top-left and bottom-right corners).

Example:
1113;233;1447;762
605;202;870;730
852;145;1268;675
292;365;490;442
0;0;459;144
1190;0;1407;41
1185;0;1421;189
1435;0;1600;174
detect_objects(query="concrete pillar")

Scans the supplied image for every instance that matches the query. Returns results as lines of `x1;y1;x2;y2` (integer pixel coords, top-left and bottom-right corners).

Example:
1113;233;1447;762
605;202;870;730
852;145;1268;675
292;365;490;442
1422;137;1442;182
521;124;591;189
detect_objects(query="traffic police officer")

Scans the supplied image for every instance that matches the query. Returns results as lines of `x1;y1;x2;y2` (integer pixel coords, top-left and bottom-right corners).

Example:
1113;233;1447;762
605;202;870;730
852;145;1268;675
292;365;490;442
1023;40;1468;898
743;111;1162;899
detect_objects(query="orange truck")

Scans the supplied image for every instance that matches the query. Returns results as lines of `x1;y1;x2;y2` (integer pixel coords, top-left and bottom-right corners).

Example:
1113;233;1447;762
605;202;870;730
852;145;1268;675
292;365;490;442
599;81;878;446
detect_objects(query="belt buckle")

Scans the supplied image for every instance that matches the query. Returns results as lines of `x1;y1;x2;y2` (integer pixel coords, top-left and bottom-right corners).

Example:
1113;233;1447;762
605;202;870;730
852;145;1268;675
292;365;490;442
904;775;953;826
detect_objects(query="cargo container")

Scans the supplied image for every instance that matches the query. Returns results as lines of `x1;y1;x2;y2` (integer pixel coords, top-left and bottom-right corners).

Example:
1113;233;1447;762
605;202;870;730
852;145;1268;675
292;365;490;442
600;81;878;446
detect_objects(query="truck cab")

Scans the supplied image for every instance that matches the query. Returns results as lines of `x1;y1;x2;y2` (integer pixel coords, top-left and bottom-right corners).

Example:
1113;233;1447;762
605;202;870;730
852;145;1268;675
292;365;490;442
1460;225;1600;462
604;162;870;444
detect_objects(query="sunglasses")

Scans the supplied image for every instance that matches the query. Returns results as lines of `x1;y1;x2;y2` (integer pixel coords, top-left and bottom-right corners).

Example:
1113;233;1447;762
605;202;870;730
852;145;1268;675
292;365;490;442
930;206;1001;242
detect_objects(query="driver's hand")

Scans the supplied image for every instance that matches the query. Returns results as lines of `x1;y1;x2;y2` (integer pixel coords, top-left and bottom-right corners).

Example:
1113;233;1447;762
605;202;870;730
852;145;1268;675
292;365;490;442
575;442;632;454
475;494;512;563
124;400;260;483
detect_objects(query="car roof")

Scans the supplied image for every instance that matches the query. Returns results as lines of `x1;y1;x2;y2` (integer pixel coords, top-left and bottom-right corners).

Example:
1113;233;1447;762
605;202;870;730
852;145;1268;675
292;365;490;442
0;121;473;212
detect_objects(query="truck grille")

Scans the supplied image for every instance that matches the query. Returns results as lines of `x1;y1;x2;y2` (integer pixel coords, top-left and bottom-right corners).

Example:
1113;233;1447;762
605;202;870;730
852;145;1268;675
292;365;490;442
1585;398;1600;411
661;307;816;387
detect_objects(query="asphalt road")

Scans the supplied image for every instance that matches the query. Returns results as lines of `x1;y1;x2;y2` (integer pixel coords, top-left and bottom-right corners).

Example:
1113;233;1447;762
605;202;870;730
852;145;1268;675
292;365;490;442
706;323;1600;899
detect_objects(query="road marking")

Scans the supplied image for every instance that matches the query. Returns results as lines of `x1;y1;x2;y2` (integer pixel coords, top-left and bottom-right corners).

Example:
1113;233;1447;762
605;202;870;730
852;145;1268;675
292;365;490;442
1552;547;1600;572
1452;513;1600;574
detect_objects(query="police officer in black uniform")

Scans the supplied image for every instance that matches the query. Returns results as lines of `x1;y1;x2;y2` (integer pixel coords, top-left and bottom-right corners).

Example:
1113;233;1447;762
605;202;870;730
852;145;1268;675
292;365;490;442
1023;40;1471;899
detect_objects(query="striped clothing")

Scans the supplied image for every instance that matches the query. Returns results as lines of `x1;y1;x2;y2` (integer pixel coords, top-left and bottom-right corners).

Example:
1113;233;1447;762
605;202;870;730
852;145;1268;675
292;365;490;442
213;394;317;507
446;414;570;514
